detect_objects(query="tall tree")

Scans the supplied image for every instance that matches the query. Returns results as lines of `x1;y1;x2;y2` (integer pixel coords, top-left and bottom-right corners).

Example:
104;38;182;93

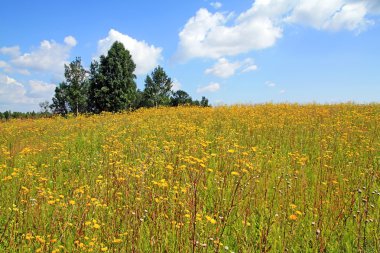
88;41;137;112
143;66;172;108
50;58;88;115
64;57;88;115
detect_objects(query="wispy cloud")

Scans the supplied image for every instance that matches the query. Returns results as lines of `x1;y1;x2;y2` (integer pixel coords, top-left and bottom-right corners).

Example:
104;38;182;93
197;82;220;93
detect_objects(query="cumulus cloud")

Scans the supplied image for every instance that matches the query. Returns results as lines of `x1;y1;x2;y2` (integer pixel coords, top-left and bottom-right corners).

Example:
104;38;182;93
197;82;220;93
323;2;374;32
28;80;56;98
0;36;77;78
285;0;373;32
0;74;32;105
205;58;257;78
97;29;163;75
64;36;77;47
210;2;222;9
0;74;57;111
266;81;276;87
176;8;282;61
176;0;377;61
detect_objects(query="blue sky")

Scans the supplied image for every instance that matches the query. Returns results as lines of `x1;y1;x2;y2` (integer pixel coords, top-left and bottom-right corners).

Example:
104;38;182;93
1;0;380;112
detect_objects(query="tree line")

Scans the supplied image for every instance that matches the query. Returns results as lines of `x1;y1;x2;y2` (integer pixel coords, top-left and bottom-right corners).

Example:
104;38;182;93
50;41;209;115
0;41;209;120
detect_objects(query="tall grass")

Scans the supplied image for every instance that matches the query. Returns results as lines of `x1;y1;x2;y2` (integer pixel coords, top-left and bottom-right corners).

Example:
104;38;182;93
0;104;379;252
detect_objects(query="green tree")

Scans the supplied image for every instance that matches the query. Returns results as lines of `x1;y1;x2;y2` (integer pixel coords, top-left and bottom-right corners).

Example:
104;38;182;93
88;41;137;113
50;57;88;116
170;90;192;106
143;66;172;108
64;57;88;115
3;110;11;120
50;82;69;115
200;96;209;107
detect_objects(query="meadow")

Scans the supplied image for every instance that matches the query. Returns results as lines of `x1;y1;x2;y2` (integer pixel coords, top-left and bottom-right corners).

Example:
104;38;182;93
0;104;379;252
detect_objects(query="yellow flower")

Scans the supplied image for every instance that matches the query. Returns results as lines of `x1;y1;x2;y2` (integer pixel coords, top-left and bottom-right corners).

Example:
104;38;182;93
25;233;34;240
69;200;76;205
113;238;122;243
289;214;297;221
93;223;101;229
205;215;217;224
101;247;108;252
231;171;240;176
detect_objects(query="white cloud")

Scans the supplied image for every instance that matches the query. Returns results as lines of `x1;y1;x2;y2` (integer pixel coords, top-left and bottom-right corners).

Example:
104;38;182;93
0;60;9;69
176;0;376;61
28;80;56;98
240;58;258;73
197;82;220;93
241;65;258;73
205;58;241;78
171;78;182;91
64;36;77;47
97;29;163;75
0;60;30;75
0;74;58;111
285;0;373;32
176;8;282;61
205;57;258;78
280;89;286;94
210;2;222;9
0;46;20;57
2;36;77;78
323;2;374;32
0;74;32;105
266;81;276;87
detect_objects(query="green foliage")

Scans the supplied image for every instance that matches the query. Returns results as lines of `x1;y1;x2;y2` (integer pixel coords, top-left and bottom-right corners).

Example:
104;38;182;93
88;41;137;113
200;96;209;107
143;66;172;108
170;90;193;106
0;110;44;120
51;82;69;115
47;41;210;115
64;57;88;115
50;57;88;115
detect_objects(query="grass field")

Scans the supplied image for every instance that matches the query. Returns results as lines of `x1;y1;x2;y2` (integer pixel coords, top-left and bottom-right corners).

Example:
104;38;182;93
0;104;379;252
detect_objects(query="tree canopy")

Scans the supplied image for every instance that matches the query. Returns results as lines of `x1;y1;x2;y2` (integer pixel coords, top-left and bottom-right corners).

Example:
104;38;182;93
48;41;209;116
143;66;172;108
88;41;137;113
